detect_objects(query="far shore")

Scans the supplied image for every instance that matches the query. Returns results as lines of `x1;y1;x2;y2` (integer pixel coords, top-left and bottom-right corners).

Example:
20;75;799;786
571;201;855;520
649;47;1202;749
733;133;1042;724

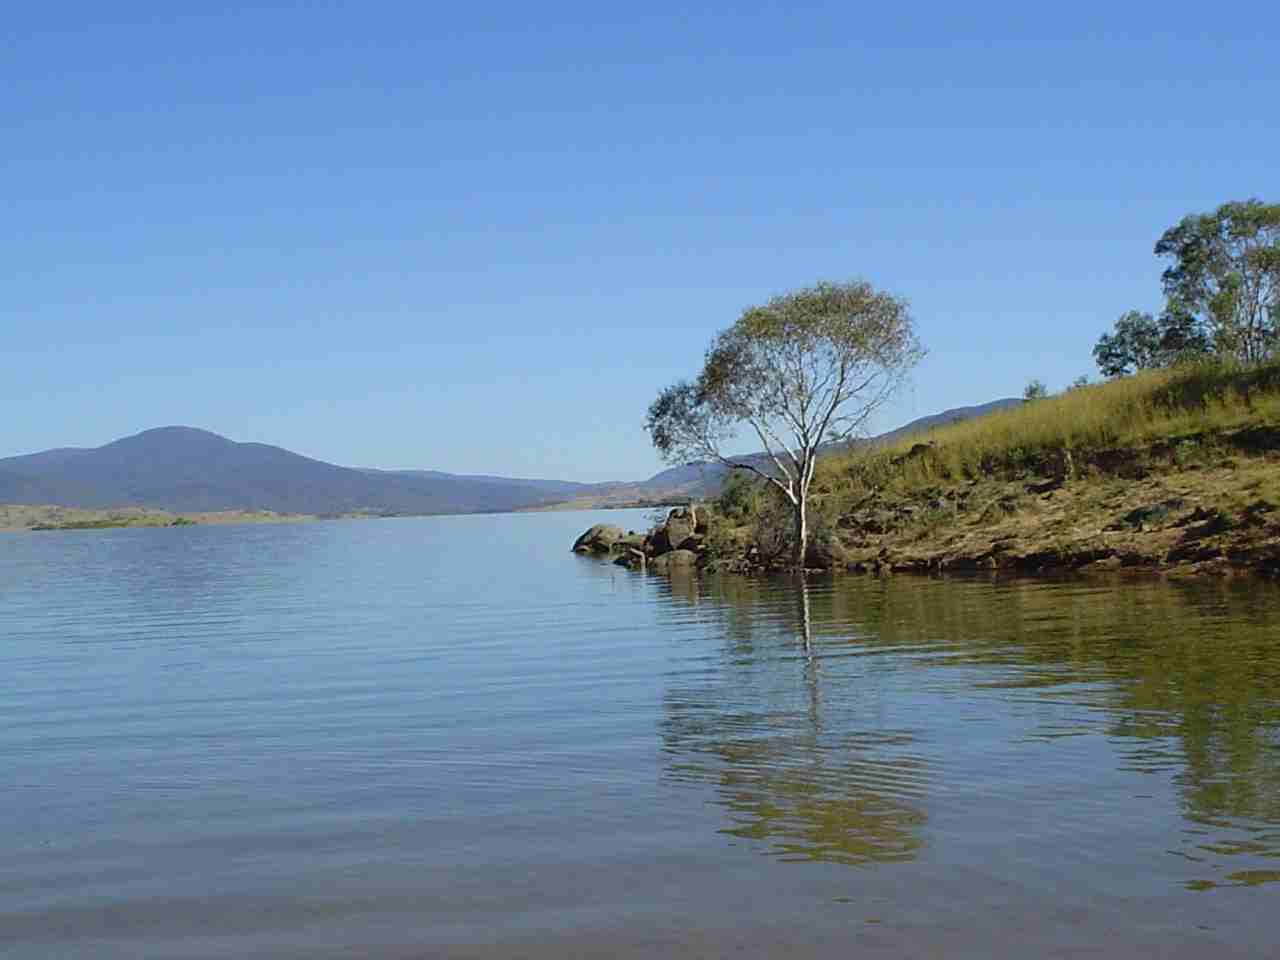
0;500;664;533
0;504;320;533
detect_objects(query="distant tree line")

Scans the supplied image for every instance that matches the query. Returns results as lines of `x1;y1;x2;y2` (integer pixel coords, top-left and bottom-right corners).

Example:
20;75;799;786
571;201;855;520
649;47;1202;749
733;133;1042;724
1093;199;1279;377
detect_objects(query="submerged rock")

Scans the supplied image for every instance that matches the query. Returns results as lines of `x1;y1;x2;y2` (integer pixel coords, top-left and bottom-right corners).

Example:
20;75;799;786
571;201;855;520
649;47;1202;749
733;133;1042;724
571;524;625;554
651;549;698;572
572;507;711;572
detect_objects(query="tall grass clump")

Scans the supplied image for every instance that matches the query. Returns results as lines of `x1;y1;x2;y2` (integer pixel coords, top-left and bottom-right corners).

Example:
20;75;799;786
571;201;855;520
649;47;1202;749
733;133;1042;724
821;360;1280;495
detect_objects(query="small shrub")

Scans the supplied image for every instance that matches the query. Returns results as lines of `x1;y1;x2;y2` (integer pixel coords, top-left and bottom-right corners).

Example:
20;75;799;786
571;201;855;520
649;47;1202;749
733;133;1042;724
716;470;763;523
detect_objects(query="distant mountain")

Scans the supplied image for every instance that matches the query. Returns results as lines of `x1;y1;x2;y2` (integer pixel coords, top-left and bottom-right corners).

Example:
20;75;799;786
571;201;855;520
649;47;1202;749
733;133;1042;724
0;427;589;516
368;469;593;500
872;398;1022;443
2;400;1023;516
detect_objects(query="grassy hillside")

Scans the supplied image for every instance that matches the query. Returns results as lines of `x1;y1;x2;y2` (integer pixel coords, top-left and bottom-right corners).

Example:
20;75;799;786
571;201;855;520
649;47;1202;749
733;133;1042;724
823;362;1280;490
710;361;1280;577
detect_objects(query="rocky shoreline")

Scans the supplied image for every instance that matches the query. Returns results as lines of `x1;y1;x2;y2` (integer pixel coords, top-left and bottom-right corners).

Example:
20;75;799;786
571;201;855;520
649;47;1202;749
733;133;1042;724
571;506;708;572
573;453;1280;581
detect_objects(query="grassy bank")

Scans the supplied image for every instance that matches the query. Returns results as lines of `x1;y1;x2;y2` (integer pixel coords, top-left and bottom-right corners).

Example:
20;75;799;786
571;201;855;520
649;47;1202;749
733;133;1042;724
831;361;1280;489
708;361;1280;577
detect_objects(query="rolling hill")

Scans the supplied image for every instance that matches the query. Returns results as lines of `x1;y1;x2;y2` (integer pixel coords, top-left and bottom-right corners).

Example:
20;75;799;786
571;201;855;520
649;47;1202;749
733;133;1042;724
0;427;594;516
1;400;1022;517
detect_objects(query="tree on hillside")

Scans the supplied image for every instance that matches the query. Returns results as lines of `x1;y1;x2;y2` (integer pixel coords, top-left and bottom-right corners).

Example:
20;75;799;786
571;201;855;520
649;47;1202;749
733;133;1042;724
1156;199;1280;365
1092;308;1211;377
1023;379;1049;401
645;280;923;569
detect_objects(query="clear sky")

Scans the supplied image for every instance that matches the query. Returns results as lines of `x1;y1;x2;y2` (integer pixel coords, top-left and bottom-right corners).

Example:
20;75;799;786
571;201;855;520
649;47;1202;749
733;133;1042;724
6;2;1277;480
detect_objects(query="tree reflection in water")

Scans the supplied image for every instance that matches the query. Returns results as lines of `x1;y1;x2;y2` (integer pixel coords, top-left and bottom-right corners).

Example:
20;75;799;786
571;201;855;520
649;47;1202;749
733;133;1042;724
653;569;1280;886
660;572;928;866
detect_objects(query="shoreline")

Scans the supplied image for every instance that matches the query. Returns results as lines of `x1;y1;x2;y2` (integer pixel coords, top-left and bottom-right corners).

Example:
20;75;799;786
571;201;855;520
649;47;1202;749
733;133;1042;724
0;505;321;533
574;432;1280;580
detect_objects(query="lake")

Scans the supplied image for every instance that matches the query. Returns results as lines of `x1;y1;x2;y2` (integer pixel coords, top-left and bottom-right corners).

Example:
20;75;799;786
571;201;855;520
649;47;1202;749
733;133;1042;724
4;509;1280;958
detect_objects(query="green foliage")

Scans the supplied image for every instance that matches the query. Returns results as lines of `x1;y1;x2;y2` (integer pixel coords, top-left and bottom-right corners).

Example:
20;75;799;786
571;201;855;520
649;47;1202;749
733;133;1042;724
1023;379;1049;401
715;470;763;522
1156;199;1280;364
647;280;923;470
745;483;796;564
646;279;924;567
1093;309;1211;377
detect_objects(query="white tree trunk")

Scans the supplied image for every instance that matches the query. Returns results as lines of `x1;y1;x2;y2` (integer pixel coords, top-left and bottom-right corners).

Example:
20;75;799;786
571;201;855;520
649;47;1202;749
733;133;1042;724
793;492;808;570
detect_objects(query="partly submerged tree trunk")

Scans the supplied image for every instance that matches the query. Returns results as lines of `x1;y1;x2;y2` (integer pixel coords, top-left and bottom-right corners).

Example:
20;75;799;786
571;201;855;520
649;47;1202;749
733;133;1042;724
796;575;813;654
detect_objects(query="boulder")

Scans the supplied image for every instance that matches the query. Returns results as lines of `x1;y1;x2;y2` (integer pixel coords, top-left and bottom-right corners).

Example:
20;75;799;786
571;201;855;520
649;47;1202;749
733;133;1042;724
1109;499;1185;531
614;533;646;553
805;535;850;570
652;516;695;554
651;549;698;572
572;524;625;554
613;548;647;568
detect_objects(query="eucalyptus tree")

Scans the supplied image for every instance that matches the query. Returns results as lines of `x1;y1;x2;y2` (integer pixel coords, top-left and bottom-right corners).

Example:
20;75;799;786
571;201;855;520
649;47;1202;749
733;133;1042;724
1156;199;1280;364
646;280;922;569
1092;309;1211;378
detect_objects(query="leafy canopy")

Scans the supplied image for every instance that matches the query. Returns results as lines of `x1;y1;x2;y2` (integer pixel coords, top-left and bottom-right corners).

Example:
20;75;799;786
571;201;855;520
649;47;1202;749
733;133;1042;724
1156;199;1280;364
1093;309;1211;378
647;280;922;498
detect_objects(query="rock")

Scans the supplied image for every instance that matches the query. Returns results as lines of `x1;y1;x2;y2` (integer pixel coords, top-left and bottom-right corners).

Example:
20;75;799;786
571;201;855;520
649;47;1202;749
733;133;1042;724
675;534;702;552
652;516;695;554
1167;542;1224;564
851;509;898;534
613;546;649;568
614;533;646;553
891;442;934;466
571;524;625;554
1240;500;1277;528
1087;448;1149;480
1180;509;1232;541
1025;476;1063;495
804;535;849;570
651;549;698;572
1111;499;1185;531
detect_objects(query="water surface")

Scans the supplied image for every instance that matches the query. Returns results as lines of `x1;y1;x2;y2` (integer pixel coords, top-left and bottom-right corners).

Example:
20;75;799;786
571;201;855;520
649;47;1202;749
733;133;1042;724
3;511;1280;957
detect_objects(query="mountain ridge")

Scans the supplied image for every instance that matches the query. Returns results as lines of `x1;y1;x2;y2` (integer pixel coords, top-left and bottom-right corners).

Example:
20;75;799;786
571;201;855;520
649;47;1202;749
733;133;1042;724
3;400;1022;516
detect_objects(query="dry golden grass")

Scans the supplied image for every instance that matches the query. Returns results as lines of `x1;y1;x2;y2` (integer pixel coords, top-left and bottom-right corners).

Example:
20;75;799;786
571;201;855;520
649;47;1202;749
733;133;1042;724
822;361;1280;495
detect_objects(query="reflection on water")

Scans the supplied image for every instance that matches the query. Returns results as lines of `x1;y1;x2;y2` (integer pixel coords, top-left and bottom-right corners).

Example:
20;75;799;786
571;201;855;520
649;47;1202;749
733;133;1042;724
654;571;1280;889
662;577;928;865
5;517;1280;958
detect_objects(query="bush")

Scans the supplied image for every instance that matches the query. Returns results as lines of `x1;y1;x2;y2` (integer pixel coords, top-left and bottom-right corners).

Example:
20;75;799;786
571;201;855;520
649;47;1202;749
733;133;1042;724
715;470;762;522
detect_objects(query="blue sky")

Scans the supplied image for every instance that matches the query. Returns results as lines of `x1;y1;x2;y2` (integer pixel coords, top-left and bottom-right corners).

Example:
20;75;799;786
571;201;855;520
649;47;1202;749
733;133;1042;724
6;2;1277;480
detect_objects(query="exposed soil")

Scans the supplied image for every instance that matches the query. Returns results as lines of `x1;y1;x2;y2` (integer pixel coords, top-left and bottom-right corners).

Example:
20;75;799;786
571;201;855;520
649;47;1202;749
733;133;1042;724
834;454;1280;579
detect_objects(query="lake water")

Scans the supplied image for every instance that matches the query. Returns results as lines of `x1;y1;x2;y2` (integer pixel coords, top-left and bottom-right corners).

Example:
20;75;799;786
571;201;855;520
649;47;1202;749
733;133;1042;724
4;509;1280;958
